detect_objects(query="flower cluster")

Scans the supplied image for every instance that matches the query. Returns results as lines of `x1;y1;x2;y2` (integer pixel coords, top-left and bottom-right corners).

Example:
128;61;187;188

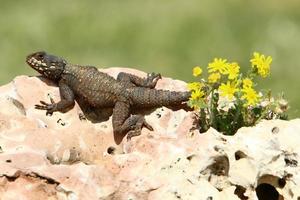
250;52;272;78
187;52;287;135
189;53;265;107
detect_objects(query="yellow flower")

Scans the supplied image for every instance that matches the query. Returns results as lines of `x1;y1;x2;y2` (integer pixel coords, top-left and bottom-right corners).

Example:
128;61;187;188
208;58;228;74
187;82;202;91
190;89;204;100
218;81;238;100
250;52;272;78
193;66;203;77
242;78;253;88
225;62;240;80
241;86;260;106
208;73;221;83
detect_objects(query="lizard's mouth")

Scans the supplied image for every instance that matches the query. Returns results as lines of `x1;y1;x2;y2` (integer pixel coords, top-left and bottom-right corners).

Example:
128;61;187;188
26;56;47;72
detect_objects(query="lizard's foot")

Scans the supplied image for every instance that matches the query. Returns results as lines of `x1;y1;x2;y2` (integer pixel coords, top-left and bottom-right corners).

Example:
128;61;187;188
127;128;142;141
126;115;153;140
35;97;57;115
144;72;162;88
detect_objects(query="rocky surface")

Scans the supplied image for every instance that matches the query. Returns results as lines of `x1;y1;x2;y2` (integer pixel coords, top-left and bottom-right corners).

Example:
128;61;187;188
0;68;299;200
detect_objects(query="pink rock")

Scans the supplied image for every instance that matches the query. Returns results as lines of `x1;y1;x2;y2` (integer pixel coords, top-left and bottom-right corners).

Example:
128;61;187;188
0;68;299;200
0;68;196;199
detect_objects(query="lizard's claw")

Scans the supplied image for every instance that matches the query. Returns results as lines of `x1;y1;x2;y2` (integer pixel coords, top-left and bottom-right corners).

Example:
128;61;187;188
147;72;162;81
127;128;142;141
145;72;162;88
142;120;154;131
127;116;153;140
35;97;57;115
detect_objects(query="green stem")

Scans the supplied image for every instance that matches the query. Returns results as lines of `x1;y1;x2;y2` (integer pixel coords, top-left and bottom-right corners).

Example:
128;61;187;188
200;108;208;132
256;104;271;123
209;89;217;128
232;94;243;130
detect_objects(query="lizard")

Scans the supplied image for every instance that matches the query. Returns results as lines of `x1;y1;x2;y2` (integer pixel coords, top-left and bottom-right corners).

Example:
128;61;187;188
26;51;191;140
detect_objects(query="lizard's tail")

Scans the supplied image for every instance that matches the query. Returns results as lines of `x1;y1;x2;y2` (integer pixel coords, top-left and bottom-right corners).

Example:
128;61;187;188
131;88;191;108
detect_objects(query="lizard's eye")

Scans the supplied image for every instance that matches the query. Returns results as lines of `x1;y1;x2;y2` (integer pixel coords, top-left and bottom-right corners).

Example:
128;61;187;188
37;54;44;59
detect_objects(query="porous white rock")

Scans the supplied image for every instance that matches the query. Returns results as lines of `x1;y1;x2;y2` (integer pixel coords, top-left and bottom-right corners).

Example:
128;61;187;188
0;68;299;200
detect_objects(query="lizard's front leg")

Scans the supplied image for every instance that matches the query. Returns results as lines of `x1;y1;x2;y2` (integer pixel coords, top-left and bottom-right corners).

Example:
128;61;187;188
112;101;153;140
35;80;75;115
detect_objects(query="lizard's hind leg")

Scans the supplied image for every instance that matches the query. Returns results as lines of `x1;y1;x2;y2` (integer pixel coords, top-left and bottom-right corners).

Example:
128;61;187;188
117;72;161;88
112;101;153;140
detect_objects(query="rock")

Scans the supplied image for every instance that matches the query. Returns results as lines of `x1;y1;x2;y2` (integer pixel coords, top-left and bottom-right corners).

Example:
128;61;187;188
0;67;299;200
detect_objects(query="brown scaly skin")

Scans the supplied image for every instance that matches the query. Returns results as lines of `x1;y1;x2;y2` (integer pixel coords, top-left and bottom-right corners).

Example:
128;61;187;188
26;51;191;140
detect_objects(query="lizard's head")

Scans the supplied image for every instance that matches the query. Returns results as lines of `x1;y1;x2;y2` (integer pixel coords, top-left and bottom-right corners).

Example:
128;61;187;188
26;51;67;80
